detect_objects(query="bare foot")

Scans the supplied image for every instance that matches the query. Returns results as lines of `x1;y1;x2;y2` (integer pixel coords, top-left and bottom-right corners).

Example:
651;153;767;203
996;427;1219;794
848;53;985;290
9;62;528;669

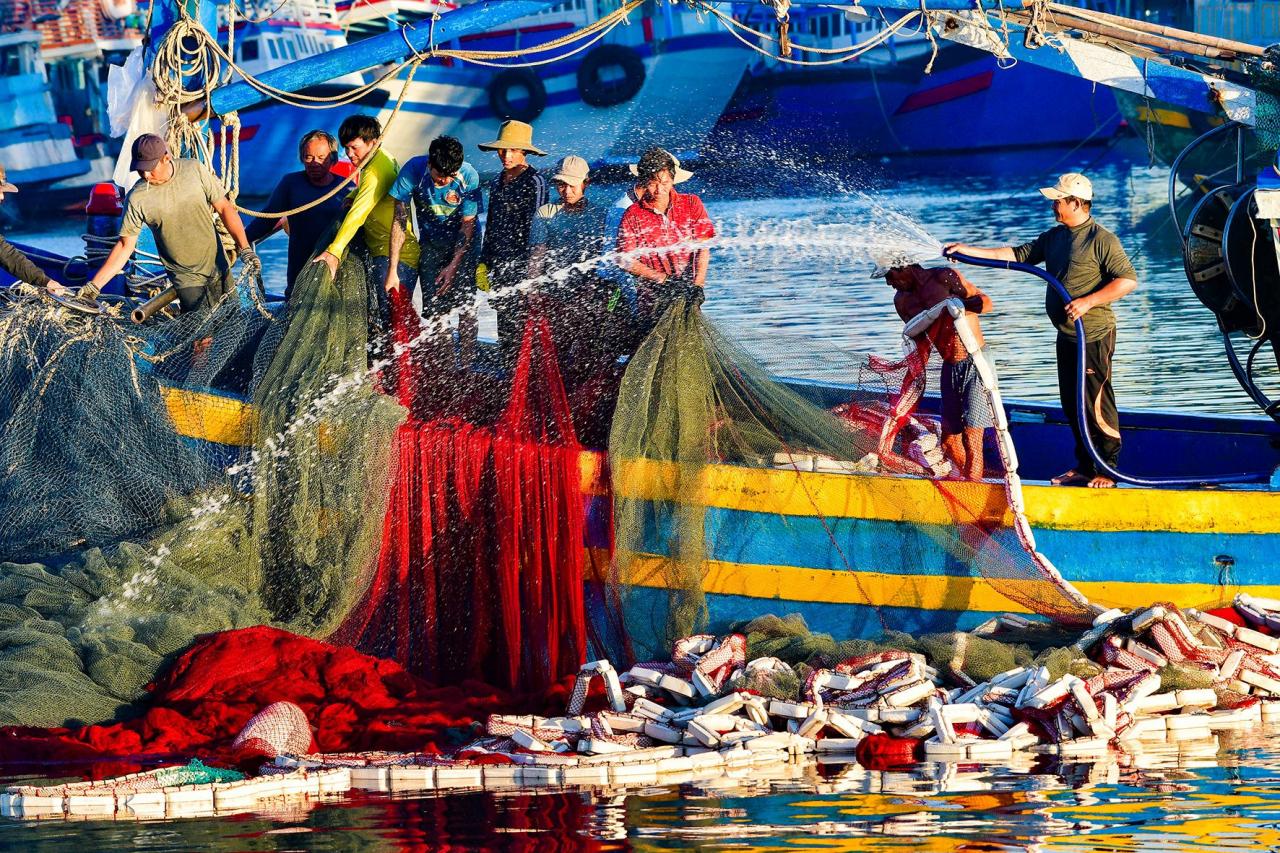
1087;475;1115;488
1051;469;1090;486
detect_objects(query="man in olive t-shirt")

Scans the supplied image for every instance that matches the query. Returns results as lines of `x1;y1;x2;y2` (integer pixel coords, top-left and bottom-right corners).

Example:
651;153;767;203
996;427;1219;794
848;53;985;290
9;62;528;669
83;134;258;311
944;173;1138;488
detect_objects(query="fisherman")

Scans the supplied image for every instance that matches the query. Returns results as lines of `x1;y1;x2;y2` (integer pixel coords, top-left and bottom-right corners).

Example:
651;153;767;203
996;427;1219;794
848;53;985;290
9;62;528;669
477;120;548;368
245;129;347;298
944;172;1138;488
312;115;419;338
0;163;67;295
528;155;611;384
387;135;482;361
617;146;715;336
887;263;995;480
82;134;257;310
604;147;695;345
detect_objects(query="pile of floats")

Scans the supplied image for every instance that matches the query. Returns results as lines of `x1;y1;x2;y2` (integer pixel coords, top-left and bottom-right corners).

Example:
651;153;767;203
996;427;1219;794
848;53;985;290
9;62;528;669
8;595;1280;821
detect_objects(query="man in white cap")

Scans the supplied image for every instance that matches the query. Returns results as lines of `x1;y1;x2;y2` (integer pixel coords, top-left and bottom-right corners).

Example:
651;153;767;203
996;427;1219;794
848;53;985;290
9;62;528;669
604;147;694;322
0;164;67;295
945;172;1138;488
528;155;611;389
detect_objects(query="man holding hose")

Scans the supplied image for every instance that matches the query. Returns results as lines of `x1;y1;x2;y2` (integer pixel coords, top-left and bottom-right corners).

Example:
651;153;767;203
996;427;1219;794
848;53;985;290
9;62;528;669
944;172;1138;488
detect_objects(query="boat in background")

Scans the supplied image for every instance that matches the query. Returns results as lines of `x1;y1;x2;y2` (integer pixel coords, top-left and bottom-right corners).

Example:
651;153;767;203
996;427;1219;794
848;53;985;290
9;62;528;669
341;0;749;173
0;25;91;213
708;3;1122;162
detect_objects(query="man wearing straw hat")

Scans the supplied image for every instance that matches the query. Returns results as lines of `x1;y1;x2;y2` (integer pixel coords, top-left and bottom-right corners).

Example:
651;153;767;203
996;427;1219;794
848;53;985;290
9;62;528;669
0;164;67;295
944;172;1138;489
477;119;549;368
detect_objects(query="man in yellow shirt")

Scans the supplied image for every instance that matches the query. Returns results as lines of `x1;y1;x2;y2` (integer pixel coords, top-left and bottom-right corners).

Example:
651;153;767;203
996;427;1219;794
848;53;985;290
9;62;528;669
312;115;419;337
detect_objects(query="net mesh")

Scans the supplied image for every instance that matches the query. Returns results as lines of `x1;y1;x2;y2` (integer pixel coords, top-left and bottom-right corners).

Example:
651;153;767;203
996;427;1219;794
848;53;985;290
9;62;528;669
609;294;1097;660
0;246;403;727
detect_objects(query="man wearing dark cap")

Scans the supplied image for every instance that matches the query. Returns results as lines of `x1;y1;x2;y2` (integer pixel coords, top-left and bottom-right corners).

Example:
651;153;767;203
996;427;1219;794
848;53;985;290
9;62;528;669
82;134;258;310
617;146;715;336
0;164;67;294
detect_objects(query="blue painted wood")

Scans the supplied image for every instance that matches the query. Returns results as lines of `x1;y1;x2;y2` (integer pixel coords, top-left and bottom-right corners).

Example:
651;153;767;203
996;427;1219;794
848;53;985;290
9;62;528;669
149;0;218;62
756;0;1029;9
904;10;1256;125
209;0;560;116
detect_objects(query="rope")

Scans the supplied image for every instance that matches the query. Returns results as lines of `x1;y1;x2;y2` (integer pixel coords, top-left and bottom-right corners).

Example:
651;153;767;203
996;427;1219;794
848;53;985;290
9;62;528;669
703;2;924;67
231;60;422;218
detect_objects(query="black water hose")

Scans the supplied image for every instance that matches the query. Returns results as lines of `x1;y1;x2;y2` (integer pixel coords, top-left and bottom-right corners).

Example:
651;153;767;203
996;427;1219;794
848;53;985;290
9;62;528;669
945;250;1265;487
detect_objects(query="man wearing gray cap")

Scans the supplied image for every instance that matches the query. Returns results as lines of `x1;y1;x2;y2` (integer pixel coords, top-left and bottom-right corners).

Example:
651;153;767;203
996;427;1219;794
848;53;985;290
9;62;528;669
944;172;1138;488
529;155;611;387
0;164;67;294
82;134;258;311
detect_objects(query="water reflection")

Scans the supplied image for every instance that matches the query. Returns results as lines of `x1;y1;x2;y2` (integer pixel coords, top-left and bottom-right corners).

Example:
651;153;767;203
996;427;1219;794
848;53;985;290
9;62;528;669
8;724;1280;850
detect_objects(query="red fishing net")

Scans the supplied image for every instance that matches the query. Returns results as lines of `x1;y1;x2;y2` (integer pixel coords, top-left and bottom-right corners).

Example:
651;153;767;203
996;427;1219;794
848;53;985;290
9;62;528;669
333;293;591;693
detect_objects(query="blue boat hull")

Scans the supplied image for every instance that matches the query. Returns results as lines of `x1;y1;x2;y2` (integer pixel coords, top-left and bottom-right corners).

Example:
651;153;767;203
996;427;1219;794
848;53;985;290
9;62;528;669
710;44;1122;159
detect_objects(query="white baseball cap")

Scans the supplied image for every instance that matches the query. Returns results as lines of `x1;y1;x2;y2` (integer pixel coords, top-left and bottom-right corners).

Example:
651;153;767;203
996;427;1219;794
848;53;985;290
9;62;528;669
1039;172;1093;201
552;155;590;187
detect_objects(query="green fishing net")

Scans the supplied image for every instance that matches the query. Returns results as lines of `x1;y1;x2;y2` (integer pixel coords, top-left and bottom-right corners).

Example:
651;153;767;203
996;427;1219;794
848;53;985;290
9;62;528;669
0;249;402;727
609;297;1097;661
609;300;882;651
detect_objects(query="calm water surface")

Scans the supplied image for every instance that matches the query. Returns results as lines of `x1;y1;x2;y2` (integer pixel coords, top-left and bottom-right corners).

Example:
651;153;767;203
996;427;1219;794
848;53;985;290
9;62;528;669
17;139;1273;416
5;725;1280;850
4;142;1278;849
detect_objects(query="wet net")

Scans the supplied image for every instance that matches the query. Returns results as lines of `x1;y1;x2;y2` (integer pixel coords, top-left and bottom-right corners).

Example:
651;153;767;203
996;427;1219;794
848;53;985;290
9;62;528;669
609;287;1098;660
0;247;403;727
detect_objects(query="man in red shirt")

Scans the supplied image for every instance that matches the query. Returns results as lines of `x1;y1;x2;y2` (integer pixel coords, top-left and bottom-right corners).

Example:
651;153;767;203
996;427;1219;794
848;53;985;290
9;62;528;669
617;147;715;335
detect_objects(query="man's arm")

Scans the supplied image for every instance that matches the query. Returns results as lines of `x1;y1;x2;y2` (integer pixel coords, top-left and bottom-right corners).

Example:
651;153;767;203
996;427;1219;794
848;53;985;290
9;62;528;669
1065;276;1137;323
692;246;709;287
436;217;475;294
385;200;409;293
1068;235;1138;322
946;271;993;314
942;243;1016;262
0;236;55;290
213;196;251;252
86;234;140;292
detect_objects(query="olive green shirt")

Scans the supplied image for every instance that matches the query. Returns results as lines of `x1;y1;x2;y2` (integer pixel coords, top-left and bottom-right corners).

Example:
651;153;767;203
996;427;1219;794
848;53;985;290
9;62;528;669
1012;218;1137;341
120;159;229;291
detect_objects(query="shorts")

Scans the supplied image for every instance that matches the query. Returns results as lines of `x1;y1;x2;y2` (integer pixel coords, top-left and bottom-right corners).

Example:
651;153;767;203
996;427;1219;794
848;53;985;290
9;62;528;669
418;238;477;316
173;265;232;311
941;349;996;434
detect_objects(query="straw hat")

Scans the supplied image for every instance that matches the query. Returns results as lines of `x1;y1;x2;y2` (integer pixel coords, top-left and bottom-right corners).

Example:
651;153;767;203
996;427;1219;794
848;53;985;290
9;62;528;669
0;164;16;193
478;120;546;155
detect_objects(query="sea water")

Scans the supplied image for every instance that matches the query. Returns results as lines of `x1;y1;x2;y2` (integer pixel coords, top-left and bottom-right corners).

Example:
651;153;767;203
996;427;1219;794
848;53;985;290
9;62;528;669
3;141;1277;849
16;140;1270;417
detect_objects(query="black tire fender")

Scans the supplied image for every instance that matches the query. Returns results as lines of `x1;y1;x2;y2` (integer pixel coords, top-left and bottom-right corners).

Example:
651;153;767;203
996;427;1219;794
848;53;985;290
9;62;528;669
488;68;547;123
577;43;646;108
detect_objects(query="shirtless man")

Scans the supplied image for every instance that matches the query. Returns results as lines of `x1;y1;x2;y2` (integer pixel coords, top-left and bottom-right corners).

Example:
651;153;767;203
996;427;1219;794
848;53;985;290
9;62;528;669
887;263;995;480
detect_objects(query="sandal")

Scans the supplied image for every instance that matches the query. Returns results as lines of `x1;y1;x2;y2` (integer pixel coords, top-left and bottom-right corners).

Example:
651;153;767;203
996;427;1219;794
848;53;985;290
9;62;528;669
1050;469;1090;486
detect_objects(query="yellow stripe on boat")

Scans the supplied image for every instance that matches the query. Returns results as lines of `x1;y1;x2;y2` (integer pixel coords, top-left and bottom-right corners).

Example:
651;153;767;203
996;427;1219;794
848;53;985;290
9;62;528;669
164;390;1280;537
160;386;252;447
622;555;1280;615
607;458;1280;535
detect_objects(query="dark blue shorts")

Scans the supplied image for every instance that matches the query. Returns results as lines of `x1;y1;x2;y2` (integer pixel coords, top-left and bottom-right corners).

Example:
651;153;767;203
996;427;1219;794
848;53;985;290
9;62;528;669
941;349;996;434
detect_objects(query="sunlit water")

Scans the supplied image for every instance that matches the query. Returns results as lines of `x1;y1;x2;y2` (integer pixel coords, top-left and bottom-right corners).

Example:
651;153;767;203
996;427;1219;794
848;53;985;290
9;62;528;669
5;141;1279;848
6;725;1280;850
19;138;1275;416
